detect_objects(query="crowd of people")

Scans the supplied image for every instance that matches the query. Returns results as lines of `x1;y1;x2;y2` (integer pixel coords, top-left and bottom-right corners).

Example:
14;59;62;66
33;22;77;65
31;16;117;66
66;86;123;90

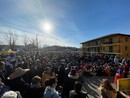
0;51;130;98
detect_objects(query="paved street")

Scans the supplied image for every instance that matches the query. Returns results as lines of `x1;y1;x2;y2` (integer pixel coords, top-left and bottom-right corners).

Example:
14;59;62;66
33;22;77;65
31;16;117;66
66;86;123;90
83;76;116;98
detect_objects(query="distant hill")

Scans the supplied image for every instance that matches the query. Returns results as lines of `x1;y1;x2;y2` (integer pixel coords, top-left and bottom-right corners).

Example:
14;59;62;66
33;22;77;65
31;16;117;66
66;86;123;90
41;45;80;51
0;45;80;52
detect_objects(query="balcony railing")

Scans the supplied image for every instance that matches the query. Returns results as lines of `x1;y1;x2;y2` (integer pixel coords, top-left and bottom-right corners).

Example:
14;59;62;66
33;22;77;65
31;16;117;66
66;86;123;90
102;40;122;44
86;51;122;54
86;41;122;47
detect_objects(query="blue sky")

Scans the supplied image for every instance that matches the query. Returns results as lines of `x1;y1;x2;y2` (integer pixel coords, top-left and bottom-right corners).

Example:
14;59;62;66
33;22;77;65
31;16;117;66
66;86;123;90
0;0;130;48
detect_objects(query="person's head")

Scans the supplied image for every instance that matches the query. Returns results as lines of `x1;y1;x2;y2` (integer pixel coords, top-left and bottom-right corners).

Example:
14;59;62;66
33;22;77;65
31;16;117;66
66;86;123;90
31;75;41;86
48;77;58;88
70;69;76;75
2;58;7;63
67;63;71;69
74;81;82;92
117;66;123;74
2;91;17;98
101;79;113;90
45;67;51;74
0;61;5;71
124;62;127;65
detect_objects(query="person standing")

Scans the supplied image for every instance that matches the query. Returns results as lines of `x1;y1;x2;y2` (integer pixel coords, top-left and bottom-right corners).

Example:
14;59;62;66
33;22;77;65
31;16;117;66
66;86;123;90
114;66;124;84
23;75;44;98
44;77;61;98
0;61;8;85
41;67;55;88
7;67;30;96
114;56;119;66
69;81;88;98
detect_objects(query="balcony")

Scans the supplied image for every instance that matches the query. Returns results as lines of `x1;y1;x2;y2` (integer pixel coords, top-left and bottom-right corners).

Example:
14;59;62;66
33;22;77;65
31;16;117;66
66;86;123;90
103;41;113;44
84;40;123;48
86;49;122;54
102;41;122;46
101;52;122;54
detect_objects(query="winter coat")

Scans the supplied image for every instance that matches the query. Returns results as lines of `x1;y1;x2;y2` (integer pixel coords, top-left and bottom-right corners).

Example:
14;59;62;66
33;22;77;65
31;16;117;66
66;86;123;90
44;86;60;98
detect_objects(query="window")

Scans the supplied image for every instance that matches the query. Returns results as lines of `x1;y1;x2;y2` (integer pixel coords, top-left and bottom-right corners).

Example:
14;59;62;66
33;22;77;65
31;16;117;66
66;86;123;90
98;47;100;52
109;37;113;44
109;46;113;52
96;41;98;45
95;47;96;51
125;37;128;42
100;47;102;50
101;40;104;44
125;46;128;50
98;41;101;45
88;48;90;51
103;47;105;50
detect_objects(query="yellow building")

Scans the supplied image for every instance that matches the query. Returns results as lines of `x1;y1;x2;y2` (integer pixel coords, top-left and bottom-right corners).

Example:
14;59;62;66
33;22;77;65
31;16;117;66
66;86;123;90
81;33;130;58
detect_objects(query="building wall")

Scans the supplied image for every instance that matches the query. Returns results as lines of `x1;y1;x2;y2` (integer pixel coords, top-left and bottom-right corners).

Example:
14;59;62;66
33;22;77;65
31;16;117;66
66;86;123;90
82;34;130;58
121;36;130;58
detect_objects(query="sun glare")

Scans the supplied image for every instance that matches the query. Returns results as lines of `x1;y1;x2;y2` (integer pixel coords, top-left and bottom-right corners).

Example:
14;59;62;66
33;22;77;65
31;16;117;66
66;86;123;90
40;21;53;33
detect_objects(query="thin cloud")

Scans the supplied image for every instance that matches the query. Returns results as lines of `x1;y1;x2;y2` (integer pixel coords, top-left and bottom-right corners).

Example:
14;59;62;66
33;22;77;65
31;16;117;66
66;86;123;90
0;0;80;47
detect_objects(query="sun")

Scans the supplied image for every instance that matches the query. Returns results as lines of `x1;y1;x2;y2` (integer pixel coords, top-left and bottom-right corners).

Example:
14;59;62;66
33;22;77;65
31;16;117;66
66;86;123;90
40;21;53;33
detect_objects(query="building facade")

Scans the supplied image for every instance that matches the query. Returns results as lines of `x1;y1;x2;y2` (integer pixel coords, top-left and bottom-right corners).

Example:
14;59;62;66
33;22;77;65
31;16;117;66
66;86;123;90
81;33;130;58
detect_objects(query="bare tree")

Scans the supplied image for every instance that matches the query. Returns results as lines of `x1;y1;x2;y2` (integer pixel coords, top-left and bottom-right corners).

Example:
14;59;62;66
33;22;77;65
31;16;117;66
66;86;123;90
5;30;18;50
27;34;40;52
30;38;36;46
23;35;29;50
35;34;42;52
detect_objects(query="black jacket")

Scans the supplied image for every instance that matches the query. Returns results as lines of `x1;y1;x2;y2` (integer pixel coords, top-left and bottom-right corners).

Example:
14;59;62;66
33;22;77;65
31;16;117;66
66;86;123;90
69;90;88;98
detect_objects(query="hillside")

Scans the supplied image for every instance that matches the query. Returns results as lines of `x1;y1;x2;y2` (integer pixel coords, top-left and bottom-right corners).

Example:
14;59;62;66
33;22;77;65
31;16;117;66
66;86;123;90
41;45;80;51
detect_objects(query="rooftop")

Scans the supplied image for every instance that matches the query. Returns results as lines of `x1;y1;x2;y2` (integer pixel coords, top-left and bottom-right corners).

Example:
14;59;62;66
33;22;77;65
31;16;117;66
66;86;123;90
81;33;130;44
